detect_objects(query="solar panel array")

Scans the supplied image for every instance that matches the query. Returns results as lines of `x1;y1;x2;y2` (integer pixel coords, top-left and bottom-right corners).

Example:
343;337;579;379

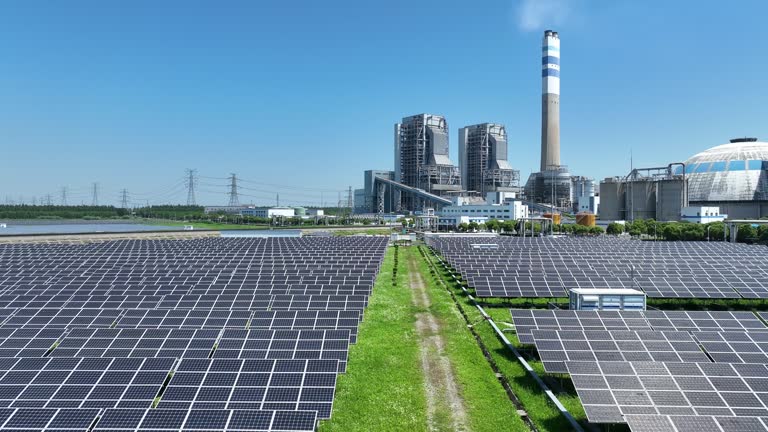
533;329;711;373
0;236;389;431
626;413;768;432
568;361;768;423
429;237;768;298
509;309;765;345
510;308;768;429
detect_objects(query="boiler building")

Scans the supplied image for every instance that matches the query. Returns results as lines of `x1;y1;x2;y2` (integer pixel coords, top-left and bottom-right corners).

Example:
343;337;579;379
458;123;519;195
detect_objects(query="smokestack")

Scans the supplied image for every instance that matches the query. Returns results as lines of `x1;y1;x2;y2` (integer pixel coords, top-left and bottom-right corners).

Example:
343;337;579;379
541;29;560;172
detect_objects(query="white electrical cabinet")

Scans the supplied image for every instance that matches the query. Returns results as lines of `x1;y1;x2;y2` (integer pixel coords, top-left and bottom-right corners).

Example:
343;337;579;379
569;288;646;311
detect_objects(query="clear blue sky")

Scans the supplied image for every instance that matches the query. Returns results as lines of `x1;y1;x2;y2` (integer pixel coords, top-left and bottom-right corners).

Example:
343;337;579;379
1;0;767;206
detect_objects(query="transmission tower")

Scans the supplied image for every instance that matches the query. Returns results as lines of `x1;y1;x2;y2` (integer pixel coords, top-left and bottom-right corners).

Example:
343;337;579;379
228;173;240;206
347;186;353;211
45;194;52;206
91;183;99;206
120;189;129;209
185;169;197;206
60;187;68;206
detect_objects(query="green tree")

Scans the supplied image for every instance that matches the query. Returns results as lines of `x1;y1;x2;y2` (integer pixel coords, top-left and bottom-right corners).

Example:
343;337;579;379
606;222;624;235
662;224;682;241
705;222;727;241
680;223;705;241
758;225;768;243
468;221;480;232
589;226;605;235
457;222;469;232
485;219;500;232
572;225;590;235
501;220;516;233
737;224;757;243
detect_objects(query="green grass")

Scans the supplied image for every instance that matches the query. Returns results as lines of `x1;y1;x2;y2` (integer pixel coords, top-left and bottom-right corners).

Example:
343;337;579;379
319;247;428;432
321;246;533;432
422;247;588;432
409;247;529;432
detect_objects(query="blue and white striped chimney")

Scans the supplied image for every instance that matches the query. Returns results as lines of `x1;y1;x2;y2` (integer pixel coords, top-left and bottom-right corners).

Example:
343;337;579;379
541;30;561;172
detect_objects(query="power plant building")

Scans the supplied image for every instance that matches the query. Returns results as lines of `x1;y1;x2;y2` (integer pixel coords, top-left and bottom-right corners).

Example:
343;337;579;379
599;166;688;222
394;114;461;210
599;138;768;221
525;30;574;208
540;29;561;172
682;138;768;218
354;169;395;214
458;123;519;195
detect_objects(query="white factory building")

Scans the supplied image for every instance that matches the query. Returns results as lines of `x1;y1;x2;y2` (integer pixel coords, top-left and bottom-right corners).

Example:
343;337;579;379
240;207;296;218
680;206;726;224
437;194;529;229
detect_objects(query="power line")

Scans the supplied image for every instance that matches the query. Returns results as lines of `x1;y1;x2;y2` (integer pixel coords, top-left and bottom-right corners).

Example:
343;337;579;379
237;177;339;193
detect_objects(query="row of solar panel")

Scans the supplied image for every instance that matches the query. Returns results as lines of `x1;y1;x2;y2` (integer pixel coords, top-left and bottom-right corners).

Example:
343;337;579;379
432;237;768;299
510;309;768;344
0;237;391;430
0;407;317;431
509;309;768;428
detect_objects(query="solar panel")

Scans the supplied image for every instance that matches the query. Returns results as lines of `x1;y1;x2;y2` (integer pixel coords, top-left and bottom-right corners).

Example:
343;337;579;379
0;237;390;427
510;309;653;344
157;358;338;419
510;309;767;345
692;331;768;363
532;329;711;373
430;237;768;299
568;360;768;424
625;414;768;432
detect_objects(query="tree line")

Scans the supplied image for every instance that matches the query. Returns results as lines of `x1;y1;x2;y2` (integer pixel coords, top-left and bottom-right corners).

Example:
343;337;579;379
455;219;605;236
606;219;768;244
0;205;129;219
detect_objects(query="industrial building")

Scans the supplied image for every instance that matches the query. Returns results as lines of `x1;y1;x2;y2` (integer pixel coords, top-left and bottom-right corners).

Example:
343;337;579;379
680;206;726;224
524;168;573;208
241;207;296;218
572;176;599;214
394;114;461;211
524;30;576;208
458;123;519;195
437;197;529;229
600;138;768;221
682;137;768;218
599;165;688;221
353;170;395;214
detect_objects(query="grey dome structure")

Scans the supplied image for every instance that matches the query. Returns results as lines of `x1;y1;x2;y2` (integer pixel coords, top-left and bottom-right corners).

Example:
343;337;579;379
681;138;768;218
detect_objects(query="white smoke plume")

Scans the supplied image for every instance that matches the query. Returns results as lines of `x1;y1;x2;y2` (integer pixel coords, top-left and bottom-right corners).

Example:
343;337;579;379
516;0;573;32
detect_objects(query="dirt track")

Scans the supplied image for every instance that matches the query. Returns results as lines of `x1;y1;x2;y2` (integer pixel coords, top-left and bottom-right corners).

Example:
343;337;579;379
408;255;468;432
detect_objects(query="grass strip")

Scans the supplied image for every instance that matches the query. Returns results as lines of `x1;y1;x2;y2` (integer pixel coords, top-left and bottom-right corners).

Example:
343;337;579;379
319;246;428;431
409;247;531;432
424;247;589;432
